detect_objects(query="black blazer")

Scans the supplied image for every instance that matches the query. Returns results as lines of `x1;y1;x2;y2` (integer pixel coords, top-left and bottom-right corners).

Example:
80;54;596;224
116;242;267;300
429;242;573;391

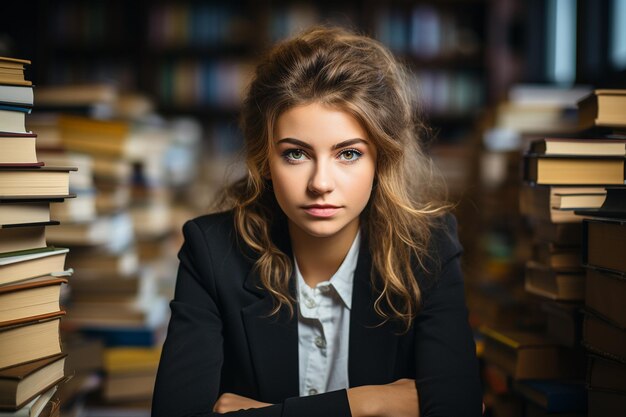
152;211;482;417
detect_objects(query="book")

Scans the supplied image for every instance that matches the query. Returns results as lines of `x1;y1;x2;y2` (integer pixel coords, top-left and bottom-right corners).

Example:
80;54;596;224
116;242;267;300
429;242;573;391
65;248;138;277
582;219;626;274
0;167;76;198
49;193;96;223
524;261;584;301
0;226;47;255
578;89;626;130
511;380;587;414
529;137;626;156
64;295;168;329
532;242;581;270
0;202;50;227
575;186;626;219
0;85;33;107
0;133;37;164
0;106;31;134
0;278;67;325
77;326;166;348
58;116;129;157
62;336;103;375
530;220;582;245
0;58;31;87
0;386;57;417
102;369;157;402
34;85;116;109
103;347;161;374
520;184;606;223
542;302;583;348
552;190;607;210
0;311;64;370
45;212;133;253
35;393;60;417
479;326;584;380
523;154;625;185
587;388;626;417
0;247;69;286
587;354;626;393
0;354;65;410
585;268;626;329
582;311;626;363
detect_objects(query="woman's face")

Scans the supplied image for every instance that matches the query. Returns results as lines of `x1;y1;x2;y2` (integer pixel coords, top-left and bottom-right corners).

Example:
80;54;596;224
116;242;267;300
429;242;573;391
268;102;377;241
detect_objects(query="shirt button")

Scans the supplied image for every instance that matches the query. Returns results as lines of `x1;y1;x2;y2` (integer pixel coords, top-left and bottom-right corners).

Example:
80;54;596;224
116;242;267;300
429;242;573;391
314;336;326;349
308;388;318;395
304;298;316;308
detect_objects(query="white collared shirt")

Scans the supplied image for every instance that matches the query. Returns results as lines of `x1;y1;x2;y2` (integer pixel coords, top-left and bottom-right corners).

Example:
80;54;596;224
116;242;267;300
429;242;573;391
295;232;360;397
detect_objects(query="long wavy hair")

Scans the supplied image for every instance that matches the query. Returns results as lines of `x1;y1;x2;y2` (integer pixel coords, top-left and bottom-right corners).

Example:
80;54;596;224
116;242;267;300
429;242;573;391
218;26;450;330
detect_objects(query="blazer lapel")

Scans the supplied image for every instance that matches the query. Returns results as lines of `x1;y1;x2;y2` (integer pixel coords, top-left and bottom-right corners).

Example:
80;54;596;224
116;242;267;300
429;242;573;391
348;238;399;387
241;220;299;403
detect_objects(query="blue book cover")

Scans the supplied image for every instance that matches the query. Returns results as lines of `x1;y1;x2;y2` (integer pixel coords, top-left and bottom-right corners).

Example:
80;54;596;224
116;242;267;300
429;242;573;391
514;380;587;413
80;326;163;347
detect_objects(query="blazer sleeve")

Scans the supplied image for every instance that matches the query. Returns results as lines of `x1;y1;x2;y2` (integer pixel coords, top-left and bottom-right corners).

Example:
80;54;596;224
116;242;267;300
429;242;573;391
413;214;483;417
152;219;352;417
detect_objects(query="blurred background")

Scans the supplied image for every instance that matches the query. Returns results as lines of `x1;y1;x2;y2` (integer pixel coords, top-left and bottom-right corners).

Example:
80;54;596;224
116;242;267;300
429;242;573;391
1;1;625;416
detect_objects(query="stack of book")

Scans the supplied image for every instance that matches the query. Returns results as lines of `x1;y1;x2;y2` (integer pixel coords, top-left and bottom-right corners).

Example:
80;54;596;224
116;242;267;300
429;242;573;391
0;57;75;417
476;85;603;417
29;86;182;415
571;89;626;417
577;189;626;417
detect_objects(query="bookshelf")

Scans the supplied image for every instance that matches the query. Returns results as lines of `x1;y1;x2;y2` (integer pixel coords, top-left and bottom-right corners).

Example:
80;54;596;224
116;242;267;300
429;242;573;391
15;0;502;148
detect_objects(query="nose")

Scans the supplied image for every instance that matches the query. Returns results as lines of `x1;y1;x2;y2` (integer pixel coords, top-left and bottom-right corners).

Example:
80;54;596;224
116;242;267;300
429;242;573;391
308;160;335;195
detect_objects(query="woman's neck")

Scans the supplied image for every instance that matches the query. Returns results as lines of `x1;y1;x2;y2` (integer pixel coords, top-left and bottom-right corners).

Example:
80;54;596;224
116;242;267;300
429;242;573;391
289;220;359;289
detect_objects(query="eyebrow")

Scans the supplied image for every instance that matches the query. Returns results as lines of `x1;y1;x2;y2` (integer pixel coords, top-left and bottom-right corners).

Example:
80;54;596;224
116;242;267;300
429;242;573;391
276;137;369;150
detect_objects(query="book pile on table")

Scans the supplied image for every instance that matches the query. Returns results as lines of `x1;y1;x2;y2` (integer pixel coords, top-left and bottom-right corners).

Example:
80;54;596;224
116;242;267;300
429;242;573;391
0;57;75;417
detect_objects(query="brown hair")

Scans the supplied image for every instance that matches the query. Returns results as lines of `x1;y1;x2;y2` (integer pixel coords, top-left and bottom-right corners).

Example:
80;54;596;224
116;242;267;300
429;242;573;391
218;26;450;330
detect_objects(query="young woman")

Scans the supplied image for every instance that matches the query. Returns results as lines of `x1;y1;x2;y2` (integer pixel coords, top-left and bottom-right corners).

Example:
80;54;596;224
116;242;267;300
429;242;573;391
152;26;482;417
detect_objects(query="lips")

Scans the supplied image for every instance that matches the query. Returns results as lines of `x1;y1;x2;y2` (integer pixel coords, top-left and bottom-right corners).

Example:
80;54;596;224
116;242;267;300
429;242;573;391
302;204;341;218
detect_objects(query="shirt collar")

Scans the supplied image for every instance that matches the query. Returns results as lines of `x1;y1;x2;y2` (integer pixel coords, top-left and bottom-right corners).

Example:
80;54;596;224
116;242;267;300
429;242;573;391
294;231;360;310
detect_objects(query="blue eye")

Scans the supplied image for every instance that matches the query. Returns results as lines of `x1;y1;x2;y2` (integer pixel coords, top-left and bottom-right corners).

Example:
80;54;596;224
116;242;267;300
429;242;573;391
338;149;363;162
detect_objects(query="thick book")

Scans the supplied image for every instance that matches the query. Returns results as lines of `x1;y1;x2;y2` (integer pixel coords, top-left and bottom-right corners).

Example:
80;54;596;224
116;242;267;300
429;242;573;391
0;105;31;135
587;388;626;417
520;184;606;223
587;354;626;393
585;267;626;329
0;311;64;370
0;167;76;198
529;220;582;245
542;301;583;348
0;277;67;326
0;133;37;165
58;115;129;157
0;202;50;227
0;354;65;410
532;242;581;270
575;186;626;219
523;154;625;185
582;311;626;363
0;247;70;286
0;58;31;87
0;85;33;108
578;89;626;130
530;137;626;156
582;218;626;274
512;379;587;414
0;226;48;255
479;326;584;380
524;261;585;301
0;386;57;417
